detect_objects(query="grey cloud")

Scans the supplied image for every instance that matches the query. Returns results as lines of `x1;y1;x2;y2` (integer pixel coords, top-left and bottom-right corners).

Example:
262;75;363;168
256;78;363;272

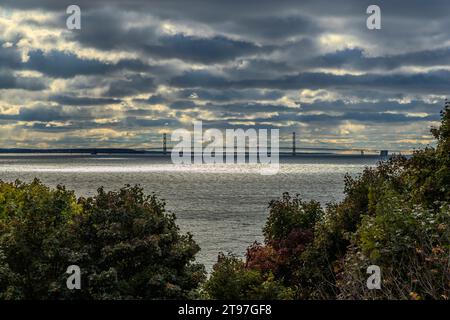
23;50;151;78
313;47;450;71
298;99;443;115
0;105;91;122
221;15;321;42
147;95;167;105
0;71;48;91
166;100;299;116
4;1;449;19
106;75;156;97
169;100;197;110
176;89;284;102
203;102;299;114
224;59;296;80
50;95;122;106
253;111;439;125
170;69;450;94
122;117;179;128
0;44;22;69
142;34;267;63
65;8;269;64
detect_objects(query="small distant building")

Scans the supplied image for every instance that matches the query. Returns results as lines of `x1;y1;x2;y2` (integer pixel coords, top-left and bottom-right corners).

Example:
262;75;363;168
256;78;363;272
380;150;389;157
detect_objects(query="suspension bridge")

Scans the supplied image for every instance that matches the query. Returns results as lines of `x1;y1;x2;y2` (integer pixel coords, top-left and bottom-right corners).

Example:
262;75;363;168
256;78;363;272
143;132;400;157
0;132;405;157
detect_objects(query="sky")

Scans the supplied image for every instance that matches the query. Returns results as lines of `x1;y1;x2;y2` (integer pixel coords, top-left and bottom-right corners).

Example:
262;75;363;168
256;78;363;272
0;0;449;151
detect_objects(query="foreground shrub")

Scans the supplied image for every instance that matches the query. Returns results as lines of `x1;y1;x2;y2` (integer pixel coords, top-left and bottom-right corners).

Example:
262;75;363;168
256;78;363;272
0;182;205;299
74;185;205;299
337;199;450;299
203;253;294;300
205;102;450;300
203;195;322;299
0;180;80;299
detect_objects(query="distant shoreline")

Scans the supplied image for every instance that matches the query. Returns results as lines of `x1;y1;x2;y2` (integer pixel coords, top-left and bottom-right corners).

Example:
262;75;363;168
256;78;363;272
0;148;400;157
0;148;144;154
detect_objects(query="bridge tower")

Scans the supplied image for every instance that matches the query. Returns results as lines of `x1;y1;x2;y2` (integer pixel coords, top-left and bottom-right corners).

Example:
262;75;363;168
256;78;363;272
163;133;167;155
292;132;296;156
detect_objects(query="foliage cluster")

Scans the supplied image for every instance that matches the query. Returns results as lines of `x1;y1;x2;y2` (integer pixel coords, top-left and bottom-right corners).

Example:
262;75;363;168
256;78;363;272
204;102;450;300
0;183;205;299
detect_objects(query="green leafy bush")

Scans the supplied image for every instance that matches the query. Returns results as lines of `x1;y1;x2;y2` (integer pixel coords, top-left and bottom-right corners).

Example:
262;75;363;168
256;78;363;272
337;192;450;299
0;180;81;299
74;185;205;299
203;253;294;300
204;195;322;299
0;182;205;299
205;102;450;300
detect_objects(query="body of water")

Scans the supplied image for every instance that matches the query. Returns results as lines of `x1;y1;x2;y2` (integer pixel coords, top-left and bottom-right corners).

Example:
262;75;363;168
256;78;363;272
0;154;380;271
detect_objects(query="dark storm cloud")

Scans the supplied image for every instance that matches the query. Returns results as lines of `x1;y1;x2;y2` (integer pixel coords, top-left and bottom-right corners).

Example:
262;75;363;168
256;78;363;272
3;0;450;54
250;112;439;126
63;8;269;64
122;117;180;128
169;100;300;115
16;106;70;122
223;59;298;80
202;102;299;114
312;47;450;71
64;9;159;51
165;109;439;131
166;99;297;119
1;29;158;82
222;15;321;41
313;112;438;123
298;100;443;114
142;34;267;64
4;0;450;19
133;95;168;105
18;116;182;133
169;100;197;110
0;105;91;122
176;89;284;102
0;71;48;91
24;50;113;78
0;44;22;69
147;95;166;105
28;117;180;131
50;95;122;106
23;50;151;78
170;69;450;94
134;89;285;107
164;99;439;126
169;71;232;89
106;75;156;97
